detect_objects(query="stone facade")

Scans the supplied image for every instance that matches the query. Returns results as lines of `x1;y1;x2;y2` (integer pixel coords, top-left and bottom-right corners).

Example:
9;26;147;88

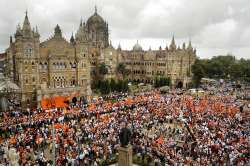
5;8;196;108
118;38;196;87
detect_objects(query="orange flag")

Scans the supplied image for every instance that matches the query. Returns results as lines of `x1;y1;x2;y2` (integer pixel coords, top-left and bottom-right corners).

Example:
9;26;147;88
156;135;164;145
41;96;69;109
54;123;63;129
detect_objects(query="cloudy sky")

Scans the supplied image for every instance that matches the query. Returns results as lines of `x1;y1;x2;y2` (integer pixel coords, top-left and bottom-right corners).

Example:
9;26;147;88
0;0;249;59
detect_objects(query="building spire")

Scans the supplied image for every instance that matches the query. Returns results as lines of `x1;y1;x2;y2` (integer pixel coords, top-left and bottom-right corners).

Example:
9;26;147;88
70;32;75;44
10;36;13;44
54;24;62;37
171;35;175;45
170;35;176;51
95;5;97;15
22;10;32;37
23;10;30;28
118;42;122;50
188;40;193;50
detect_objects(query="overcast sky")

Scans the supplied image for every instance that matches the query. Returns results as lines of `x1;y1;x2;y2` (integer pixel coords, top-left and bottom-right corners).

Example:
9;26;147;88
0;0;249;59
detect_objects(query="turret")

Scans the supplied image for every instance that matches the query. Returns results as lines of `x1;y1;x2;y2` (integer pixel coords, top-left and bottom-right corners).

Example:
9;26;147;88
188;40;193;51
34;26;40;38
75;19;88;42
117;43;122;51
54;24;62;38
10;36;13;44
109;40;113;48
70;32;75;45
169;35;176;51
165;44;168;51
15;24;22;39
22;11;33;38
182;42;186;50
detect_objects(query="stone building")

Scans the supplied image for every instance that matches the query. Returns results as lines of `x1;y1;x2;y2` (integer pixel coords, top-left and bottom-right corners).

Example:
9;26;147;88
118;38;196;88
4;8;196;108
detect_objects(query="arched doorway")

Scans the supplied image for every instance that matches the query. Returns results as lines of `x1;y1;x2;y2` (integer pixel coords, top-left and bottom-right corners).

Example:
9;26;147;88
176;81;183;89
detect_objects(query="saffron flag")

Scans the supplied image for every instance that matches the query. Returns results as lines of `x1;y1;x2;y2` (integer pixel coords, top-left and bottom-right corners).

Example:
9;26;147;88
41;96;69;109
156;135;164;145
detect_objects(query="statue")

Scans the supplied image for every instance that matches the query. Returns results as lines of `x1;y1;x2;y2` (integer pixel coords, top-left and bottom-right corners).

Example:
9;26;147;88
119;123;131;147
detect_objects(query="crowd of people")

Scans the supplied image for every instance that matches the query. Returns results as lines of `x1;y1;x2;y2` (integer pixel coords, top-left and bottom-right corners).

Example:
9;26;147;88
0;87;249;165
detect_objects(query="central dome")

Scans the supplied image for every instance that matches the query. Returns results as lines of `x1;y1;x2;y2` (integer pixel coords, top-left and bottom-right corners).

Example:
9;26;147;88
86;8;106;31
133;41;143;51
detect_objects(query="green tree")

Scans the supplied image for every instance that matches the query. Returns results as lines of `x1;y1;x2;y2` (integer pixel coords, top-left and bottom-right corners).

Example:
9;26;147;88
99;63;108;76
191;55;250;85
110;78;116;92
99;80;110;94
117;63;129;80
122;80;129;92
154;77;171;88
191;59;205;87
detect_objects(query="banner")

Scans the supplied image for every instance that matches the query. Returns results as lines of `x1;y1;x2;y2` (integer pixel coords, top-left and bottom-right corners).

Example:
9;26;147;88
41;96;69;109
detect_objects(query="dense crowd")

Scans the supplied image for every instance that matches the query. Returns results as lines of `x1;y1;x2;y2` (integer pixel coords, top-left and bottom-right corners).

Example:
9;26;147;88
0;88;249;165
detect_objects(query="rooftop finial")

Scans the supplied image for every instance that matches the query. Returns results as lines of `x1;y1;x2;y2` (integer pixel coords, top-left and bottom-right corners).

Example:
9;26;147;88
95;5;97;14
25;10;28;17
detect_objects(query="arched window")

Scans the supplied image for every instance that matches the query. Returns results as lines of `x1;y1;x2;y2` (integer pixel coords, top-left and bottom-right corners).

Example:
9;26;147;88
44;62;48;69
39;62;43;69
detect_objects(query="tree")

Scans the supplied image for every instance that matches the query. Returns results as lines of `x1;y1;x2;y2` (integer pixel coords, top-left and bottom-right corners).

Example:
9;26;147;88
154;77;171;88
110;78;116;92
191;59;205;87
117;63;129;80
99;80;110;94
99;63;108;76
190;55;250;85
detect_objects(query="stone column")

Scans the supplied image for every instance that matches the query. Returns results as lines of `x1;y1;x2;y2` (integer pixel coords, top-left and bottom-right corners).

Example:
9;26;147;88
118;145;132;166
